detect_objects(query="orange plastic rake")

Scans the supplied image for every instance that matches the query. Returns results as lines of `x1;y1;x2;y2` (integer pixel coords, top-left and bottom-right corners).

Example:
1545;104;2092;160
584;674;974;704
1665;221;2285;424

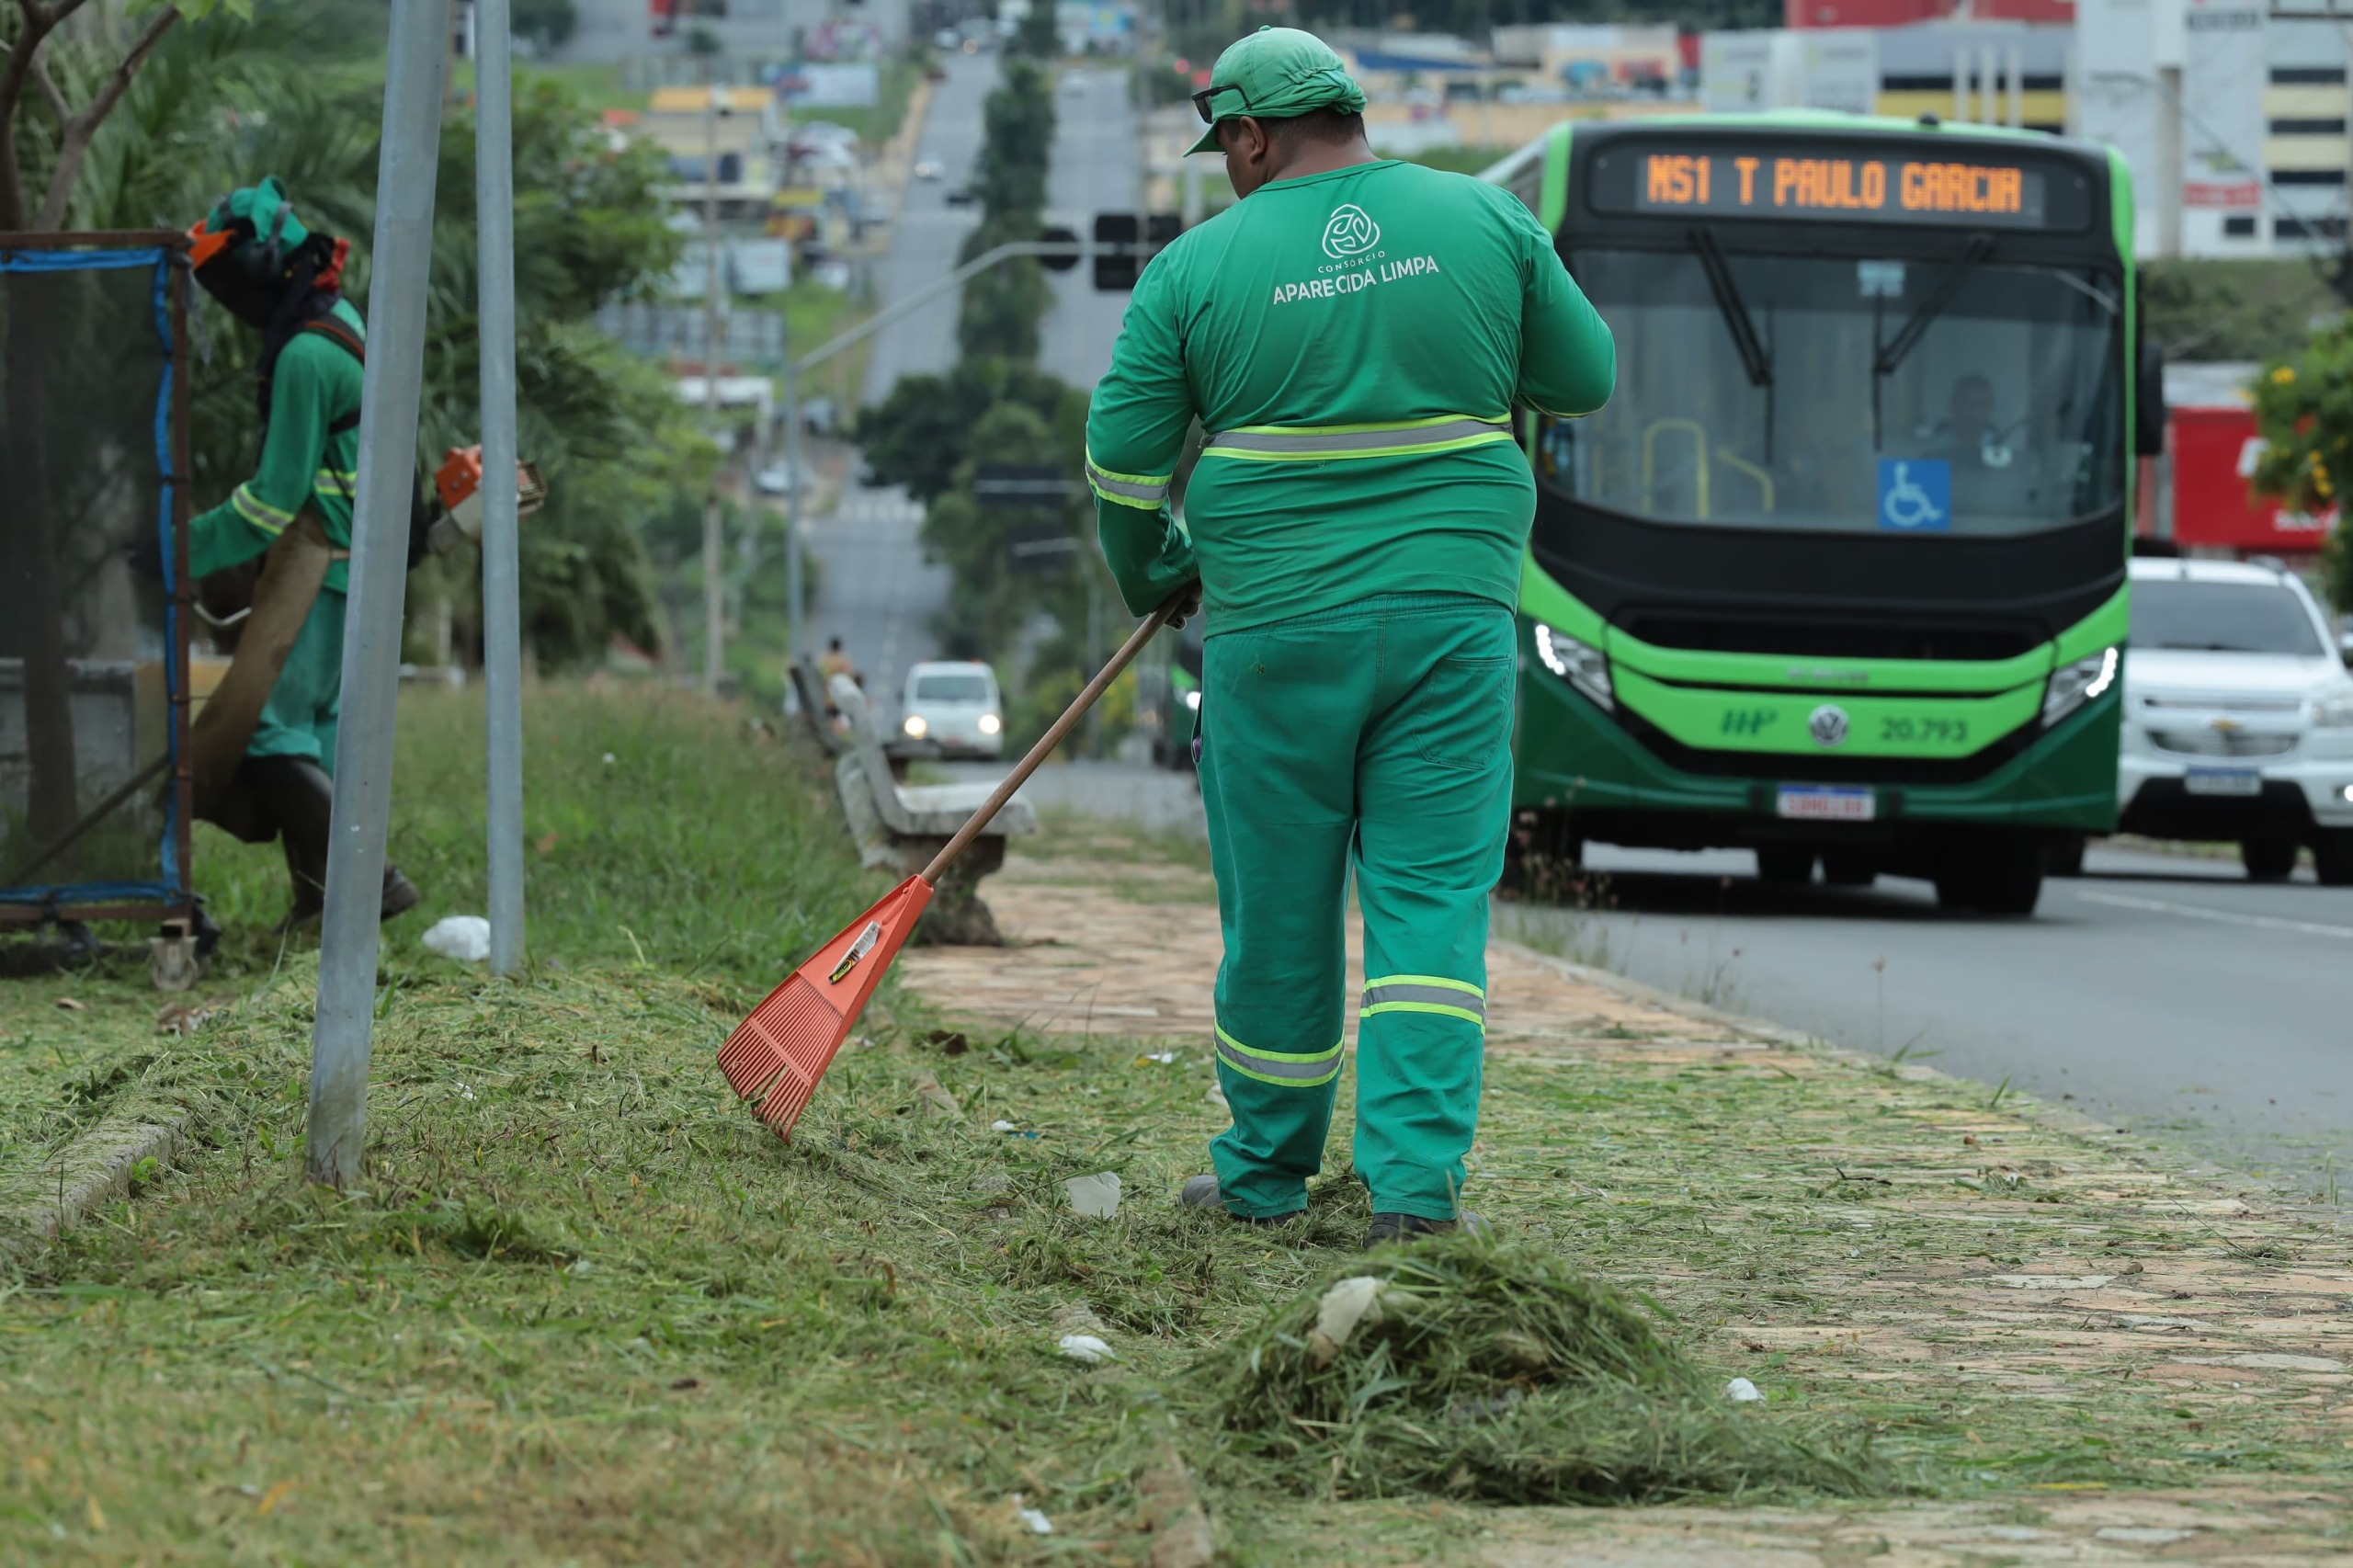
719;599;1182;1139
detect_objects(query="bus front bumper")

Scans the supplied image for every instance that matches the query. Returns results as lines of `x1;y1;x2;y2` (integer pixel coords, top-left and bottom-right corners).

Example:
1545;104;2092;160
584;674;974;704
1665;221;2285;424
1514;666;2122;840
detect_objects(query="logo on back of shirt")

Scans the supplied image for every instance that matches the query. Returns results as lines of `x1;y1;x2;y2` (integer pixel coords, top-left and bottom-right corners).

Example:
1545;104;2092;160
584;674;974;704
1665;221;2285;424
1320;203;1381;260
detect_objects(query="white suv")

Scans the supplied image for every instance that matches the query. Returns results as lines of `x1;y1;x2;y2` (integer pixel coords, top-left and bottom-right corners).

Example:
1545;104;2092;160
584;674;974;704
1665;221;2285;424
899;661;1005;760
2117;557;2353;884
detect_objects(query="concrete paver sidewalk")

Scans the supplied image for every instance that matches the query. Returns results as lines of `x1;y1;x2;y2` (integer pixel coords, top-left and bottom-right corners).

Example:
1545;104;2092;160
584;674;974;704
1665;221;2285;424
903;835;2352;1564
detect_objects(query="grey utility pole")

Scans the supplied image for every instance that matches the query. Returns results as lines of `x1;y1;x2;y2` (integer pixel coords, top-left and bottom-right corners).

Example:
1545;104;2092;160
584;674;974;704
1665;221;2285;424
476;0;526;975
782;314;805;661
700;78;726;696
307;0;449;1188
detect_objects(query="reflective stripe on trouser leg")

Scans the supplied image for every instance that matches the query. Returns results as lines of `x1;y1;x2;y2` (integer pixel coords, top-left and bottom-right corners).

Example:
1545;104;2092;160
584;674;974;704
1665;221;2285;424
1215;1024;1342;1087
1348;597;1516;1221
1199;607;1373;1221
1360;974;1486;1030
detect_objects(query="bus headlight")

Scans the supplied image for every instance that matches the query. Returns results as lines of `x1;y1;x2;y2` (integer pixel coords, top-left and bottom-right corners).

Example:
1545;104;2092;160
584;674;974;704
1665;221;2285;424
1534;622;1613;712
2041;646;2118;727
904;714;929;739
1183;688;1201;711
977;712;1002;735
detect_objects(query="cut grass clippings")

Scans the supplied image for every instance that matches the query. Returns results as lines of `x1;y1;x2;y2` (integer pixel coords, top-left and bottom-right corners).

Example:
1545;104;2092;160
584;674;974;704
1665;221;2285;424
1206;1237;1885;1506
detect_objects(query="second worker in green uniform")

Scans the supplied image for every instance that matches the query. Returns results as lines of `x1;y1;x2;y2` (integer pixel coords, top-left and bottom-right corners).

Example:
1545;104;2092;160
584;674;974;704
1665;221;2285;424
1085;28;1615;1245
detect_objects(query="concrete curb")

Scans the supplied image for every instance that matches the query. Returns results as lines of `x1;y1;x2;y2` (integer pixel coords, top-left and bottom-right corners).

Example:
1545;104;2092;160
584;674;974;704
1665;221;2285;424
0;1115;188;1263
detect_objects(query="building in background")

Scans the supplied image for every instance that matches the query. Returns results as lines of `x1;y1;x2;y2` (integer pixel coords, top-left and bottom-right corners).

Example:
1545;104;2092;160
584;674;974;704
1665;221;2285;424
562;0;909;65
1700;22;2067;131
2158;363;2337;563
2077;0;2347;259
1055;2;1132;56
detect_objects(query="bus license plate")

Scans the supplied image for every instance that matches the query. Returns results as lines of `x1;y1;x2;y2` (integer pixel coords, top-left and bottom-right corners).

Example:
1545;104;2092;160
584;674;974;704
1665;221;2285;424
2184;767;2262;797
1777;785;1875;822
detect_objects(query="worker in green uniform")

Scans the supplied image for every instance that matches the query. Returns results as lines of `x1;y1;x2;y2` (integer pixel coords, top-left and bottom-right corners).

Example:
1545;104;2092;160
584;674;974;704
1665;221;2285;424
1085;28;1615;1245
185;178;421;928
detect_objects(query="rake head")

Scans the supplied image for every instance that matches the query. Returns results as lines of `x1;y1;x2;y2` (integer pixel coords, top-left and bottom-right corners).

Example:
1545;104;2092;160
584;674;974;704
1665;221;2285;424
718;874;935;1140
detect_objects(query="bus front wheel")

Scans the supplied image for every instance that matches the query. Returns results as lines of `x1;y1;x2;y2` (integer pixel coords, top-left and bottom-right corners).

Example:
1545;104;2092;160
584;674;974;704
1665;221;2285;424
1935;835;2044;917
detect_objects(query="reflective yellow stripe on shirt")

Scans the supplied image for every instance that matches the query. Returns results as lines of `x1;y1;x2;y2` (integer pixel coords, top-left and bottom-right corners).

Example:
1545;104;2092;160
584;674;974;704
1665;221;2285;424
314;466;358;499
229;483;295;537
1200;415;1516;463
1085;449;1173;511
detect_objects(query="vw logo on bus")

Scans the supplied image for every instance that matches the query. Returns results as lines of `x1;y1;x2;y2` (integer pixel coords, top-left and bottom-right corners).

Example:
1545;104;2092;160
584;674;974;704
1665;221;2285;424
1808;705;1851;748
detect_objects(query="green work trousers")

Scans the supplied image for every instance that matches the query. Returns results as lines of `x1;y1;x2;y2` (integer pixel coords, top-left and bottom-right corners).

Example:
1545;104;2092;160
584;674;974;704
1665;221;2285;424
1199;591;1515;1221
248;586;346;769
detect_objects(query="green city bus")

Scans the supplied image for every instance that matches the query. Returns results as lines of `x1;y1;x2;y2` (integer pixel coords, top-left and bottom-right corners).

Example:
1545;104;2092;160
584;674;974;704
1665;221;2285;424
1485;116;2153;915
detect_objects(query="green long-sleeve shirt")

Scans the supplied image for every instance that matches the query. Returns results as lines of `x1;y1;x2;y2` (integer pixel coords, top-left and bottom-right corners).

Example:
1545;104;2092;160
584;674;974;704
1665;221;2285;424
1086;159;1615;634
190;300;367;594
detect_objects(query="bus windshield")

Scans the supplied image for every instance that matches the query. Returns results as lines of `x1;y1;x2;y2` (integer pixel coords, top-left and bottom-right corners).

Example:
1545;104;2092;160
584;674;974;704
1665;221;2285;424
1537;246;2125;536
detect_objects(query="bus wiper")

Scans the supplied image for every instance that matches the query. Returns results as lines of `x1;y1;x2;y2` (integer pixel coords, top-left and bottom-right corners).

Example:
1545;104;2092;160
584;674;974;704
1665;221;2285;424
1690;227;1772;390
1874;233;1994;378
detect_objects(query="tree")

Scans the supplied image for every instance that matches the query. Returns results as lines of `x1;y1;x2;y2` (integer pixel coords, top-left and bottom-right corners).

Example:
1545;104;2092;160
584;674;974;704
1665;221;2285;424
2;0;243;858
856;356;1078;502
2249;323;2353;612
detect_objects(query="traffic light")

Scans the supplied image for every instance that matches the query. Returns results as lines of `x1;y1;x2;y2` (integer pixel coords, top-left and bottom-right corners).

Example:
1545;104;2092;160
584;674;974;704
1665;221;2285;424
1092;212;1140;291
1090;212;1186;291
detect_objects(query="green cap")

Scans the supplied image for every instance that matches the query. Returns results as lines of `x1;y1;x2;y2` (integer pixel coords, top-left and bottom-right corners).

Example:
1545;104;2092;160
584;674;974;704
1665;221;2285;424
206;176;312;255
1185;27;1367;156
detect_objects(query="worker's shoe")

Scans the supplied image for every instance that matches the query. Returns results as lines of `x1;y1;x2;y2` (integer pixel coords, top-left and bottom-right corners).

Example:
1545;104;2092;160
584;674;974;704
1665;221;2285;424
1366;1210;1493;1248
379;865;422;920
243;756;423;928
1180;1174;1302;1227
243;756;333;931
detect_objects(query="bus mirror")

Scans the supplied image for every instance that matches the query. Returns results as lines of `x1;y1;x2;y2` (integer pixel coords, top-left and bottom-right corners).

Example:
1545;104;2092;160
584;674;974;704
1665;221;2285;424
2135;336;2165;457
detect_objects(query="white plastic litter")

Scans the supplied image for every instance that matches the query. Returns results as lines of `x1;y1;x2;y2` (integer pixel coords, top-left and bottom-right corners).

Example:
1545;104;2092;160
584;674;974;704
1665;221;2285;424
991;1119;1018;1133
1726;1377;1765;1403
1308;1275;1389;1367
1142;1051;1177;1064
1012;1497;1053;1535
1064;1171;1122;1218
1057;1333;1114;1362
602;752;618;765
422;915;492;962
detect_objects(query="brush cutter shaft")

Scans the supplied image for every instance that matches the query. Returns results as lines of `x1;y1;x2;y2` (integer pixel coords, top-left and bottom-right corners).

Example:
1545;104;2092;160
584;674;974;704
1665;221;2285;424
918;598;1181;882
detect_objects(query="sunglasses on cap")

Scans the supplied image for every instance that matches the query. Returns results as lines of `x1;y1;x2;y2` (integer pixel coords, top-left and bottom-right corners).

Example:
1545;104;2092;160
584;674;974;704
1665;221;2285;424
1190;81;1255;125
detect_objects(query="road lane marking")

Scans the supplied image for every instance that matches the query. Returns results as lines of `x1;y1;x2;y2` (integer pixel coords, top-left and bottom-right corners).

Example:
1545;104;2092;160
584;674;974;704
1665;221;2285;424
2069;888;2353;940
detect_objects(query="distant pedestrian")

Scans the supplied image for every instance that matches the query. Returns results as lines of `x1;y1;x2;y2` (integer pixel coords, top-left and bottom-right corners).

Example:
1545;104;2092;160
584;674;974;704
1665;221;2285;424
1084;28;1614;1245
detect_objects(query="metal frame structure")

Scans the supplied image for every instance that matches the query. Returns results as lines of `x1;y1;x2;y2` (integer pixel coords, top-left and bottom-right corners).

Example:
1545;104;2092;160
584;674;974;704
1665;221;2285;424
0;230;195;932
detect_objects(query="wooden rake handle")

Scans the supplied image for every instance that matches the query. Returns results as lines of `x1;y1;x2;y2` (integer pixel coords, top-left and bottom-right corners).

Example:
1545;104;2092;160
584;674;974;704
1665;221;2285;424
919;595;1186;883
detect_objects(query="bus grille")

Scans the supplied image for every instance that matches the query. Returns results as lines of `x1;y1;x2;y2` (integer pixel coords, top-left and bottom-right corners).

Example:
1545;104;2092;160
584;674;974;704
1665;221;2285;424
1618;613;2039;663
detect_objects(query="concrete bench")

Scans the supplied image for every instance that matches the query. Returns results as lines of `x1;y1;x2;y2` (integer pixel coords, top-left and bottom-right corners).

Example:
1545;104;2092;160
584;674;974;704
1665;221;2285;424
827;674;1033;945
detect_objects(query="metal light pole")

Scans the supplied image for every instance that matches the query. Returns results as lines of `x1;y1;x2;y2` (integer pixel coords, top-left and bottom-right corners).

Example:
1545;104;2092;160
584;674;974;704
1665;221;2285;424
701;76;726;696
476;0;526;975
307;0;450;1188
782;313;805;662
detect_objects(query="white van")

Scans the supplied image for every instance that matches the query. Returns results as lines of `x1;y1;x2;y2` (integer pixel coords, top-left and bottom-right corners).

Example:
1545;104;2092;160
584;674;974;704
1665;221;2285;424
900;661;1005;759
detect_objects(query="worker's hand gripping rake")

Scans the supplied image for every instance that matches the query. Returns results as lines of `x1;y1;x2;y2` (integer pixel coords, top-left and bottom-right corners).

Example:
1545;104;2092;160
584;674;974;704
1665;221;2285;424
719;598;1183;1139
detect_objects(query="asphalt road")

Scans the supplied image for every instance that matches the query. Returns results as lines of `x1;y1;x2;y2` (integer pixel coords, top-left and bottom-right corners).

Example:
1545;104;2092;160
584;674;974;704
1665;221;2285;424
801;54;997;718
1499;841;2353;1203
1039;66;1141;391
809;58;1142;722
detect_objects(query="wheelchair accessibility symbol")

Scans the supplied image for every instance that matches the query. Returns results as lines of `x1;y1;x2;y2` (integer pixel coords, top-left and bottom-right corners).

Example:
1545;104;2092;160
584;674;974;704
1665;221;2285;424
1878;459;1950;532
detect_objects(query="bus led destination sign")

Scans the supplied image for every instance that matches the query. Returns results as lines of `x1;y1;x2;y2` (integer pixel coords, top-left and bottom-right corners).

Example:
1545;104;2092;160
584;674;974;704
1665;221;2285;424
1593;144;2085;231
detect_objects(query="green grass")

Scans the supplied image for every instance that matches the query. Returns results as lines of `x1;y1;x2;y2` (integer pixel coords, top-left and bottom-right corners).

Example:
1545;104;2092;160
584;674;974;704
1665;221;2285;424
3;686;2347;1561
1;687;867;1193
